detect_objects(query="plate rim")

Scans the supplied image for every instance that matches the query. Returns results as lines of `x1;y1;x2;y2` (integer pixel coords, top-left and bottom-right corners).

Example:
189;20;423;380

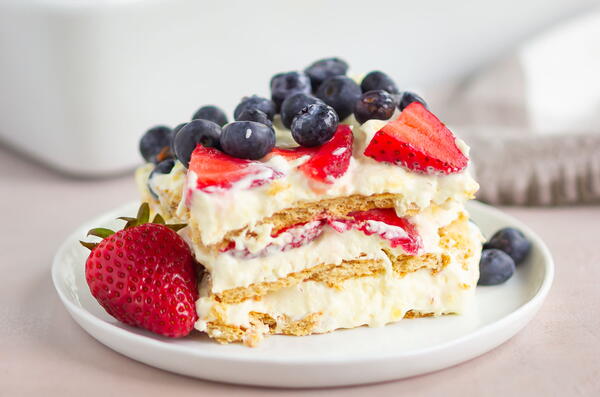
52;200;554;365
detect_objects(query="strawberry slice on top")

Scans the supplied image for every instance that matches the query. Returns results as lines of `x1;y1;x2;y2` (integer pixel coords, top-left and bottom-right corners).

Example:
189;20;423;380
364;102;468;175
189;145;279;192
298;124;353;184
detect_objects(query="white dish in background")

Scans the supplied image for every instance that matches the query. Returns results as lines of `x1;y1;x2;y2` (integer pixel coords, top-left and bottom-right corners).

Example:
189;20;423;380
0;0;591;175
52;200;553;388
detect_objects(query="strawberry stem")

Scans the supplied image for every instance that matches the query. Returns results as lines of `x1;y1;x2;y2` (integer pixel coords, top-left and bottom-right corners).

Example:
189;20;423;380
80;202;186;251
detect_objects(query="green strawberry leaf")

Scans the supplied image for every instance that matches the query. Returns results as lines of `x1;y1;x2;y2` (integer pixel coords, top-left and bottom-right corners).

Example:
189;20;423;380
152;213;166;224
117;216;137;222
81;203;186;249
166;224;187;232
79;241;99;250
137;202;150;225
87;228;115;238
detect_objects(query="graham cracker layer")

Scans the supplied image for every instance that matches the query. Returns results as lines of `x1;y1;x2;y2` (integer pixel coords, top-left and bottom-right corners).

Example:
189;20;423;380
216;253;445;305
213;214;468;305
206;310;438;346
246;193;416;234
216;258;382;305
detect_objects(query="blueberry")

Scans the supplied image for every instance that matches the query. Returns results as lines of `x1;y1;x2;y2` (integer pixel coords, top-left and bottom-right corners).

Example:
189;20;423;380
170;123;187;157
354;90;396;124
305;57;349;91
147;158;176;199
280;93;324;129
173;119;222;167
236;108;272;127
152;158;176;175
192;105;228;127
478;249;516;286
316;75;361;120
139;125;173;164
291;103;339;147
360;71;399;95
398;91;427;111
485;227;531;265
220;121;275;160
173;123;187;134
234;95;276;121
270;71;312;111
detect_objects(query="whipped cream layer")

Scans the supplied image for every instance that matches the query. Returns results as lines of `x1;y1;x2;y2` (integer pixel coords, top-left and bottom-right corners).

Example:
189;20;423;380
195;222;481;333
136;162;188;223
179;117;477;246
192;200;464;293
148;161;186;201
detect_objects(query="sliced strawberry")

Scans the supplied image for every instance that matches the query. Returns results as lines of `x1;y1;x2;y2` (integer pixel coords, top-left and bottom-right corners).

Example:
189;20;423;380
298;124;353;184
221;220;326;259
189;145;279;192
267;146;317;161
219;207;421;258
364;102;468;174
326;208;422;254
271;219;311;237
348;208;422;254
263;125;353;185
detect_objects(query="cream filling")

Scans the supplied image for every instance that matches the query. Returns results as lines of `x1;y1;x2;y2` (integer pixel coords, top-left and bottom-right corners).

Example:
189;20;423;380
362;220;409;240
197;228;388;294
135;164;154;199
135;161;188;222
195;222;481;334
225;197;462;255
193;202;464;294
148;161;186;198
228;220;325;256
408;199;464;253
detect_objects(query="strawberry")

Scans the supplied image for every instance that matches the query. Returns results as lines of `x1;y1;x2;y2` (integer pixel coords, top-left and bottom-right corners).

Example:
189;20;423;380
189;145;280;192
80;204;198;338
330;208;422;254
221;220;326;259
264;125;353;185
364;102;468;174
267;146;317;161
298;124;353;184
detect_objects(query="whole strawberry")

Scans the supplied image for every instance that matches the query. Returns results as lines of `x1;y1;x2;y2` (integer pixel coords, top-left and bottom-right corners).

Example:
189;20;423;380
80;203;198;338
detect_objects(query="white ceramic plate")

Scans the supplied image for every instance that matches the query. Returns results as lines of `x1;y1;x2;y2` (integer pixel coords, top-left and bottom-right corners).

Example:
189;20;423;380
52;201;553;388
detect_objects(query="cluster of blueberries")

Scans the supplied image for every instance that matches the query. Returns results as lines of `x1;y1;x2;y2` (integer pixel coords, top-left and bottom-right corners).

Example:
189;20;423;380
139;57;426;177
478;227;532;285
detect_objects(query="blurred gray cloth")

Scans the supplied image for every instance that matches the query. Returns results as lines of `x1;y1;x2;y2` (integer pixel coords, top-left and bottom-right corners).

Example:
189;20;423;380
428;11;600;206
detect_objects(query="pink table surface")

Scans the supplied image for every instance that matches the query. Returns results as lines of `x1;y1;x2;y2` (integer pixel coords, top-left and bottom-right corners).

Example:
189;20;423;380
2;144;599;396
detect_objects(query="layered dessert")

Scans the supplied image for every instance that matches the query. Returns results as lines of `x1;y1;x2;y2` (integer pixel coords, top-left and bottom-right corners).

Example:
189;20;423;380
132;59;482;346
